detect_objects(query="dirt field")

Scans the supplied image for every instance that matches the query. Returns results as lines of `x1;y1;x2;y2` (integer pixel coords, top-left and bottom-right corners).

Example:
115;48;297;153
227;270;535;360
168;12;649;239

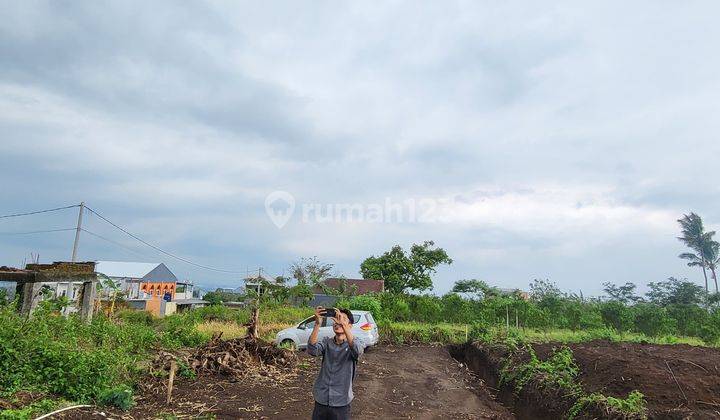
452;340;720;419
64;344;515;419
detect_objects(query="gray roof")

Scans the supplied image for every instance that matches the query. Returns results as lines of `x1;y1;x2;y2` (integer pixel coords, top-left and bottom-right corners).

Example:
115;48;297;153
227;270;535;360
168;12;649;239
95;261;178;283
95;261;160;278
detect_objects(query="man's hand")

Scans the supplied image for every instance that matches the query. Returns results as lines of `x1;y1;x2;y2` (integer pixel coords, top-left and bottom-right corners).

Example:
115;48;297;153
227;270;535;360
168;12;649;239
309;306;324;345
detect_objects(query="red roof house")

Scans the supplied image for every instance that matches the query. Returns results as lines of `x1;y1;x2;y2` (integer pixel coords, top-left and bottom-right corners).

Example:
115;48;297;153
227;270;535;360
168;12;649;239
312;278;384;295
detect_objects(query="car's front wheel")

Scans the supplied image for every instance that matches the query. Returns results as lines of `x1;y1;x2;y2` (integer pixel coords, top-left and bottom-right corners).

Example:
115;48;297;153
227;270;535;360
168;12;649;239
280;338;297;350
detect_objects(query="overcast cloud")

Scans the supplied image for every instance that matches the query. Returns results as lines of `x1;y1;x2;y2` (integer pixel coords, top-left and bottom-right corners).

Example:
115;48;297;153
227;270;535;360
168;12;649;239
2;1;719;295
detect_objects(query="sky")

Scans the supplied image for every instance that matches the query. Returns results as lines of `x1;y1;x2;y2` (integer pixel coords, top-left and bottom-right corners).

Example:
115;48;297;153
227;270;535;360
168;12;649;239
2;1;720;295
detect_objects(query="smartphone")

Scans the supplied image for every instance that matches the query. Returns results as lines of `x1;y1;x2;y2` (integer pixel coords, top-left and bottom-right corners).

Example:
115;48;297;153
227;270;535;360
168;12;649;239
322;308;337;318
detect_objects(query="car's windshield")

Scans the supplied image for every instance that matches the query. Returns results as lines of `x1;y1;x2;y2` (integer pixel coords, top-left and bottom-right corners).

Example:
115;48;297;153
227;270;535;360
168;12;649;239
299;317;318;329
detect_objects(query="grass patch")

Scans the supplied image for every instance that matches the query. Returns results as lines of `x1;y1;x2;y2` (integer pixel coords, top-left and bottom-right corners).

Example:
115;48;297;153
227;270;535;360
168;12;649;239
0;398;62;420
194;320;293;342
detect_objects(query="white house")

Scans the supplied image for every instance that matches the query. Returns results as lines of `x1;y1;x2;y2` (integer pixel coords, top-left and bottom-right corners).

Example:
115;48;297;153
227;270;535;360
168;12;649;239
95;261;178;300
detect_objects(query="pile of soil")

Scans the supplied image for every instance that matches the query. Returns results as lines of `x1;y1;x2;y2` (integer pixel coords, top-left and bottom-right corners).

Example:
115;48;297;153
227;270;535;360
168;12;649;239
451;339;720;419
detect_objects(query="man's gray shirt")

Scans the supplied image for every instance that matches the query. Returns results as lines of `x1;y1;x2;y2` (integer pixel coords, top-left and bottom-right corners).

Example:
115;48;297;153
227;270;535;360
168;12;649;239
307;336;364;407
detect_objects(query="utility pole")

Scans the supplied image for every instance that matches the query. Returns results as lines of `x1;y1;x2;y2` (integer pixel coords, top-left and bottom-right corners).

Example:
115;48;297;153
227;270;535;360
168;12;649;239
71;202;85;262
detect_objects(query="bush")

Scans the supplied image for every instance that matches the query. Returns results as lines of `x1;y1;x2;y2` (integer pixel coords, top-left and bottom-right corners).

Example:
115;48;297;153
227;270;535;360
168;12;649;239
379;322;467;344
600;301;634;332
98;385;135;410
406;294;444;323
377;292;411;321
632;303;674;337
501;345;580;394
569;390;647;419
0;307;138;404
116;309;156;326
345;295;382;318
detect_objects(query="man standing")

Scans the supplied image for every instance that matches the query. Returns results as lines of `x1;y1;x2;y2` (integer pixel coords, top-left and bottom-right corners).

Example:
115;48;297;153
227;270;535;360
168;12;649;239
307;306;364;420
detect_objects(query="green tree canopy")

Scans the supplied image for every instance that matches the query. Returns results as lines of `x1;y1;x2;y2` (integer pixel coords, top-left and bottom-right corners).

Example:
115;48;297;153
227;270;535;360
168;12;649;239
290;256;334;286
360;240;452;294
646;277;705;306
603;281;640;304
452;279;498;299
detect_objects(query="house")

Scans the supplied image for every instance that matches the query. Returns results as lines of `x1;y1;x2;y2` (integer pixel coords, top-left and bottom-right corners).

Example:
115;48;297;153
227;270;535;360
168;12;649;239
244;272;283;296
95;261;178;300
95;261;206;315
310;278;384;307
174;280;195;300
497;287;530;300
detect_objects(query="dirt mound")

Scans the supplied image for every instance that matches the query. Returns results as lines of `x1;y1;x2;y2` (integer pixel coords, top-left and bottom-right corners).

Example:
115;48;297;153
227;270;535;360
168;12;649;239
451;340;720;419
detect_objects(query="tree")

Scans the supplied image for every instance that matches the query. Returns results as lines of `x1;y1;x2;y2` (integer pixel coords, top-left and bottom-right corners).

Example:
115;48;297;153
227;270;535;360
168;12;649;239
677;213;714;292
529;279;563;301
703;240;720;293
602;281;640;304
290;257;334;286
452;279;498;300
360;241;452;294
646;277;705;306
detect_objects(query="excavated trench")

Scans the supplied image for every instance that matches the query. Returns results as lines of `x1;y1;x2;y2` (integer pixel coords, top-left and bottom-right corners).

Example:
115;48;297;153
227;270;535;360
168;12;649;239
450;339;720;420
449;342;563;419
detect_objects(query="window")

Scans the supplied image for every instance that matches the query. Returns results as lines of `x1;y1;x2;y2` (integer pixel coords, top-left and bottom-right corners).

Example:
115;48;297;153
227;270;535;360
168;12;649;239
300;317;317;329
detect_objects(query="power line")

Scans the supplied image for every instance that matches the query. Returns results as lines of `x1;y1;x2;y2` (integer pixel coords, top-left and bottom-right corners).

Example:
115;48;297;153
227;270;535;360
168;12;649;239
0;204;80;219
0;228;76;235
83;205;251;274
80;228;155;260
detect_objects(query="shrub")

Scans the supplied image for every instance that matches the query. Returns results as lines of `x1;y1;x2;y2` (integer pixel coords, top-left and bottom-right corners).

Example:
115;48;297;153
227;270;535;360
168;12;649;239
116;309;156;326
632;303;674;337
379;322;466;344
0;307;137;404
377;292;411;321
407;294;443;323
600;301;634;332
501;345;580;394
568;390;647;419
98;385;135;410
345;295;382;318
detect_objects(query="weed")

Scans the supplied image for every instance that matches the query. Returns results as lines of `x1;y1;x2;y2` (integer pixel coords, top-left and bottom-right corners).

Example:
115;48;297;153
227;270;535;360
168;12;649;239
0;398;60;420
500;345;581;395
98;385;134;410
568;390;647;419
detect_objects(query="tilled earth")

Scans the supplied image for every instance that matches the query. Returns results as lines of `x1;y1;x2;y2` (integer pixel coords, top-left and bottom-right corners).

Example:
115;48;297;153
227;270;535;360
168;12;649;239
63;344;515;419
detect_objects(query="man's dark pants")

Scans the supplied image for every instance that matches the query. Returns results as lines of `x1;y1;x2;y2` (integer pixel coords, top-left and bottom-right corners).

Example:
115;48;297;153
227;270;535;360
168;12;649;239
311;402;350;420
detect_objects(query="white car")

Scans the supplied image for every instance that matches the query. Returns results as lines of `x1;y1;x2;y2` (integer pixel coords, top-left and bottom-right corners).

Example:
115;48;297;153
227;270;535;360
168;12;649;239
275;310;379;350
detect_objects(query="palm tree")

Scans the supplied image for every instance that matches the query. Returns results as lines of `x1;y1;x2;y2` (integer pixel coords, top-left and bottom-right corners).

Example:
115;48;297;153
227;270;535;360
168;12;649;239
703;239;720;294
677;213;712;292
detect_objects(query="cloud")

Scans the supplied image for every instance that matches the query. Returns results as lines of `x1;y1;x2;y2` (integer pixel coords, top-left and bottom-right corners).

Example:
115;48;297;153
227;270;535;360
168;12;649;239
1;1;718;294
